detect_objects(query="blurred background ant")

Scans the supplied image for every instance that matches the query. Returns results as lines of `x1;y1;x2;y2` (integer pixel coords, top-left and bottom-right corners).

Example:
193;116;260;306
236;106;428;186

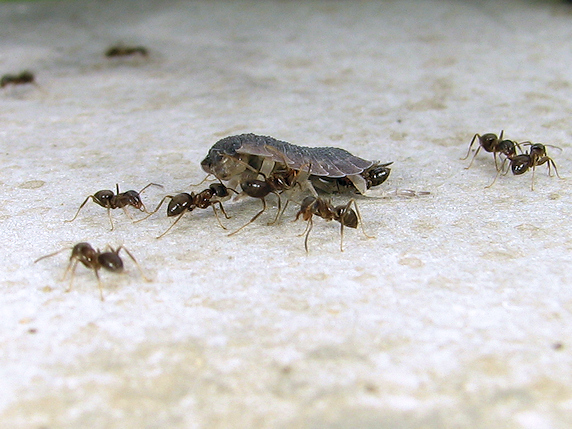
487;143;562;190
66;183;162;230
34;242;149;301
1;71;35;88
105;45;148;57
462;131;521;170
294;196;373;252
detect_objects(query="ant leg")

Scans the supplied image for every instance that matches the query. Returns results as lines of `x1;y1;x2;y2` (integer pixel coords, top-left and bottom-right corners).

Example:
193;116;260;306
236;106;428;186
117;246;151;282
217;201;231;220
549;159;563;179
348;199;375;240
65;196;95;223
122;206;135;221
530;165;536;191
267;192;282;226
93;268;104;301
228;198;267;236
303;218;314;253
64;259;80;292
107;208;114;231
461;133;479;161
485;158;508;188
211;203;228;230
156;210;187;239
134;196;172;223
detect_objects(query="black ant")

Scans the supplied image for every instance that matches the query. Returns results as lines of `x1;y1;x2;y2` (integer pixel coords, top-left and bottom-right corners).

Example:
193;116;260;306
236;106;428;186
462;131;521;170
66;183;162;230
229;163;306;236
1;71;35;88
105;46;148;57
488;143;562;190
144;183;232;238
294;196;373;252
34;242;148;301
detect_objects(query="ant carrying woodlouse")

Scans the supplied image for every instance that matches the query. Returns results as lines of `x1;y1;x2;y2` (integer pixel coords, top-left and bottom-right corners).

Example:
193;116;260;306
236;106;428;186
487;143;562;190
66;183;162;230
143;183;233;238
34;242;148;301
462;131;521;170
1;71;35;88
105;46;149;57
294;196;373;252
228;162;308;236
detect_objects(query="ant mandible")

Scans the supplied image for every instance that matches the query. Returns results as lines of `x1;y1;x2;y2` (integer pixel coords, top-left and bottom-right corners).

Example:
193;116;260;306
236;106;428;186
66;183;162;230
294;196;373;252
487;143;562;190
462;130;521;170
144;183;233;238
34;242;149;301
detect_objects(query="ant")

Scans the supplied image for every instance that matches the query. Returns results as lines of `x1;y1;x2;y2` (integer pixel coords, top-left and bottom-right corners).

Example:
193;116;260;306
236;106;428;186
488;143;562;190
1;71;35;88
294;196;373;252
105;46;148;57
144;183;232;238
66;183;162;230
34;242;148;301
462;131;521;170
229;163;306;236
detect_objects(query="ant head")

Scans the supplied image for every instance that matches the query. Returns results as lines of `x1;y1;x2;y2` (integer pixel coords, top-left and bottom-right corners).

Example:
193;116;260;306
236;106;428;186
335;206;358;228
122;190;144;210
510;155;531;175
71;242;97;260
364;162;392;188
98;251;124;272
498;140;518;157
529;144;546;156
93;190;115;206
209;183;230;198
167;193;193;216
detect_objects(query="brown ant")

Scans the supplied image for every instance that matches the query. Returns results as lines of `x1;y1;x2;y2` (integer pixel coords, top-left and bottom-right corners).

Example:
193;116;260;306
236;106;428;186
1;71;35;88
294;196;373;252
144;183;232;238
228;163;306;236
488;143;562;190
34;242;148;301
105;46;148;57
66;183;162;230
462;131;521;170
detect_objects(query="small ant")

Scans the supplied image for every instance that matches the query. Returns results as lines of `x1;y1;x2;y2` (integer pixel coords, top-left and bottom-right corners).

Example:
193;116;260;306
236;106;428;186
229;164;305;236
145;183;232;238
34;242;148;301
462;131;521;170
488;143;562;190
105;46;148;57
294;196;373;252
66;183;162;230
1;71;35;88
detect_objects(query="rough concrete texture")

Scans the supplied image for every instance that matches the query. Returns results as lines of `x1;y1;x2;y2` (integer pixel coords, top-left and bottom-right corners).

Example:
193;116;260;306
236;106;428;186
1;1;571;428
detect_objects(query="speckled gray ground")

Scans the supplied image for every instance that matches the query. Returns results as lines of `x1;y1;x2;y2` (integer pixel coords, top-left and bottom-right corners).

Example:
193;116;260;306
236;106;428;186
1;1;572;428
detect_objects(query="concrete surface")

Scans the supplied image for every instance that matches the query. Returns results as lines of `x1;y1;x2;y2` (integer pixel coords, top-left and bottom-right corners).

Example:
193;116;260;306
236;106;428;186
1;0;571;428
